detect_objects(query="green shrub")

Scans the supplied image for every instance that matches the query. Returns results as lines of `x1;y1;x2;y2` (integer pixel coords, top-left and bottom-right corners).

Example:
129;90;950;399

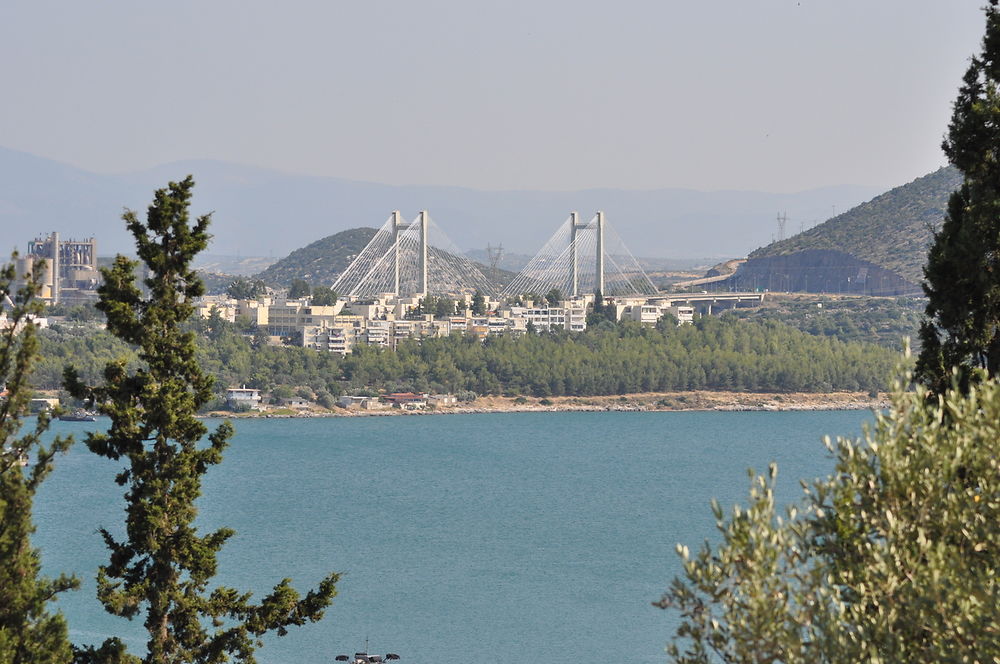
659;372;1000;662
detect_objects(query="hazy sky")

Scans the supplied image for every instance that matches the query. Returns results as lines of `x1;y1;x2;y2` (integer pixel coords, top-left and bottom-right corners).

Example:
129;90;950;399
0;1;986;193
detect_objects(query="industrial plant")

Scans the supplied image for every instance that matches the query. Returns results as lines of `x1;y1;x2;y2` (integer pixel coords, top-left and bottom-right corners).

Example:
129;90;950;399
15;232;100;304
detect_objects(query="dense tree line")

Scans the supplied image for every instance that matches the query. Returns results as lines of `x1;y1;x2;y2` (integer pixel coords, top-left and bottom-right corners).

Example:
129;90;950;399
342;317;896;396
724;296;924;350
33;314;898;400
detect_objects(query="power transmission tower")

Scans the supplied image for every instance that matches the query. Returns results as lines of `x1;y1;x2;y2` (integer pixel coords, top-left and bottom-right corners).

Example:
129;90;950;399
776;212;788;241
487;243;504;286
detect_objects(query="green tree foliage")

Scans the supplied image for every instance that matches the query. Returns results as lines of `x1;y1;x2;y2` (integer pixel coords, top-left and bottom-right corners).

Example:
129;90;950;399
545;288;563;307
725;296;924;350
470;291;487;316
918;0;1000;394
287;279;310;299
44;302;102;322
587;289;617;326
310;286;337;306
434;298;456;318
0;257;77;664
657;371;1000;662
226;277;267;300
412;296;455;319
415;295;436;317
66;177;338;664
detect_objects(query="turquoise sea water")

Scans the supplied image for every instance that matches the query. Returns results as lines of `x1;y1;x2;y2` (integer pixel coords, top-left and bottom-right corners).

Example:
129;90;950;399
34;410;871;664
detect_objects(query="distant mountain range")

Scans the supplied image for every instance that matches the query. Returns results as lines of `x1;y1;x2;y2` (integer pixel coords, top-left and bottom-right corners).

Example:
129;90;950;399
0;146;883;261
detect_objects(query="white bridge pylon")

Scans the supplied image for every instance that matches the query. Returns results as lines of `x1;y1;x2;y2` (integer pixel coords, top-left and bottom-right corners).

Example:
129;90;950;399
503;212;658;297
332;211;496;298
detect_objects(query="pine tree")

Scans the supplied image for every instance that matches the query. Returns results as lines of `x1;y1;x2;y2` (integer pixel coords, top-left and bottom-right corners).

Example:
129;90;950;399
287;279;311;299
434;297;455;319
0;256;77;664
471;290;487;316
917;0;1000;393
66;177;338;664
310;286;337;306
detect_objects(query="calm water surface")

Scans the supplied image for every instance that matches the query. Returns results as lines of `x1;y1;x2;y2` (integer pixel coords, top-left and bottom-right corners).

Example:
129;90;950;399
35;410;871;664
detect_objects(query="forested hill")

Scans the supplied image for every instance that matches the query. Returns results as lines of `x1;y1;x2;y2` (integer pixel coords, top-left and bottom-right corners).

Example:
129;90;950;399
254;226;517;289
749;166;961;283
254;227;377;287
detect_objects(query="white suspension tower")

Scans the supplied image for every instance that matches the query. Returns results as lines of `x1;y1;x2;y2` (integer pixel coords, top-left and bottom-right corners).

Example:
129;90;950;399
568;211;606;297
596;210;605;296
419;210;428;296
570;211;580;297
391;210;429;296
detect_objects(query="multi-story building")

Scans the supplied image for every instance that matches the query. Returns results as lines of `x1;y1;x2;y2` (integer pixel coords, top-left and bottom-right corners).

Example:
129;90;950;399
301;323;358;355
225;386;262;409
365;319;391;347
266;300;347;337
195;296;238;322
522;305;585;332
236;297;271;326
666;305;695;324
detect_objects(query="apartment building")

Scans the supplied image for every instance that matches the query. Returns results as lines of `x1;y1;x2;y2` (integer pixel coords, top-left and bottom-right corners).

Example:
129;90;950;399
520;305;586;332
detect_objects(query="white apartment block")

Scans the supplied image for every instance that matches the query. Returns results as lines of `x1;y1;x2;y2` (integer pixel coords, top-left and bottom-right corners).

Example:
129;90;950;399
521;305;586;332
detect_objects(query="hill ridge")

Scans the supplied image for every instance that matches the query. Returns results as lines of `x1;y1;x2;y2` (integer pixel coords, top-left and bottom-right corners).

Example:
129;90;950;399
749;166;961;283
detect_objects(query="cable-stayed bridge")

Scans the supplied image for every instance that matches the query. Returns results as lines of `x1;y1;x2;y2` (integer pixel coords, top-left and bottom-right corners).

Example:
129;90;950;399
503;212;657;297
332;211;496;298
332;210;657;299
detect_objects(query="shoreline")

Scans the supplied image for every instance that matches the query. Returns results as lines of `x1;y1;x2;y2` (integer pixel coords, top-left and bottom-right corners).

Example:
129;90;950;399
207;390;888;419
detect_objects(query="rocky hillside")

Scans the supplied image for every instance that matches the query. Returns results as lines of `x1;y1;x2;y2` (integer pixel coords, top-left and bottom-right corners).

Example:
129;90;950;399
749;166;961;283
254;227;378;287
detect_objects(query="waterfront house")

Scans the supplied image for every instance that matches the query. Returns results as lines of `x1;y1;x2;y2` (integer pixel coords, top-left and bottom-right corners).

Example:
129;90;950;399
338;395;370;409
382;392;428;409
427;394;457;406
276;396;311;409
225;386;262;409
29;397;60;413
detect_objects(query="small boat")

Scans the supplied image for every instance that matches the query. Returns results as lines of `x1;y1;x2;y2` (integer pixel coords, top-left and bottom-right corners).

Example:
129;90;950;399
59;410;97;422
